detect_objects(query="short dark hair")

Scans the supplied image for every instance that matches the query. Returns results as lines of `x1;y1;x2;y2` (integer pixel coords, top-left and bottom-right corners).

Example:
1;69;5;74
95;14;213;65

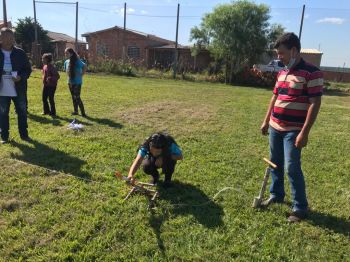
42;53;53;63
274;32;301;52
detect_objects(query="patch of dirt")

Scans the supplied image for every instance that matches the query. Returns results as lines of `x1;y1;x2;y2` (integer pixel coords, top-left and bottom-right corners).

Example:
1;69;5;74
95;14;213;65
118;101;215;132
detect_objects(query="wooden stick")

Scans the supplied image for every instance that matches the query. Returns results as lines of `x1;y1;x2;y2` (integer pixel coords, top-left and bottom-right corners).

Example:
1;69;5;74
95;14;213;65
263;158;277;169
124;187;136;201
151;192;158;201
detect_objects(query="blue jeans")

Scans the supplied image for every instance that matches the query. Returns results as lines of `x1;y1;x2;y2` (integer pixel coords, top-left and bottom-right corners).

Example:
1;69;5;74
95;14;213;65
0;95;28;140
269;126;308;212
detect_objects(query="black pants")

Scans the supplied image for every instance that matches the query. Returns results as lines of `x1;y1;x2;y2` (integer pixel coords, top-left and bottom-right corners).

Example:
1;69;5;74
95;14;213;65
69;84;85;115
42;85;56;115
142;156;176;184
0;94;28;140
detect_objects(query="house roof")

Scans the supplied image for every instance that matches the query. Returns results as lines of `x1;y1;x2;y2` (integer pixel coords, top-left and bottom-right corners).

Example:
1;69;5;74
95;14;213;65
47;31;86;44
82;26;174;45
301;48;323;55
151;44;188;49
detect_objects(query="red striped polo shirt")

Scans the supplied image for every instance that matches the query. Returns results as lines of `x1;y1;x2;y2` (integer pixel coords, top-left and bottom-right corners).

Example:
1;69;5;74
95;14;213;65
270;58;323;131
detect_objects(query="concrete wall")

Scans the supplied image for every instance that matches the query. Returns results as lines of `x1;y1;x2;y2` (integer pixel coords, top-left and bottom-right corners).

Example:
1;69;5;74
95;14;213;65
323;70;350;83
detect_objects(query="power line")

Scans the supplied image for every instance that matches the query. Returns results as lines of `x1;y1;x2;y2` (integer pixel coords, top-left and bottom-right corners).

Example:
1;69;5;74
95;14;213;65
35;0;76;4
80;6;201;18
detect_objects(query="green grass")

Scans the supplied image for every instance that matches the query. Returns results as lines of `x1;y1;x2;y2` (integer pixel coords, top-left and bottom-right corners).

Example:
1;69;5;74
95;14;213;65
0;71;349;261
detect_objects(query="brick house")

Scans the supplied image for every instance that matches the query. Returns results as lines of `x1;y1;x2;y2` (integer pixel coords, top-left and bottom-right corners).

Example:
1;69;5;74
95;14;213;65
82;26;174;65
47;31;87;60
82;26;212;70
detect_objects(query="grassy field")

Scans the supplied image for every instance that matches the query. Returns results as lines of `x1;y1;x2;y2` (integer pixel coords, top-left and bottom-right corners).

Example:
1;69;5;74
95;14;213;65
0;71;349;261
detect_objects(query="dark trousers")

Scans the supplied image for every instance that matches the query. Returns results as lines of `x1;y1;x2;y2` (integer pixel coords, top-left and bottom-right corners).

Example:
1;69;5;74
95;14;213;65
69;84;85;115
142;156;176;184
0;94;28;140
42;85;56;115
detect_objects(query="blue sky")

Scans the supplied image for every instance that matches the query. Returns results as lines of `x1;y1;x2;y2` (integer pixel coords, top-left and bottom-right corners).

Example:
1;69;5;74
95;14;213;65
4;0;350;67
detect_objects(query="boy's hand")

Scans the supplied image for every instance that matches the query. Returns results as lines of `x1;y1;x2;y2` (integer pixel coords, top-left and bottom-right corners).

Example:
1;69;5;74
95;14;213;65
295;132;308;149
261;121;269;136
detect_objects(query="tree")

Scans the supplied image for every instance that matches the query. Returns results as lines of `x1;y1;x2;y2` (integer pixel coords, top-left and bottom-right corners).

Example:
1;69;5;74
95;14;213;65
190;0;284;83
14;17;53;54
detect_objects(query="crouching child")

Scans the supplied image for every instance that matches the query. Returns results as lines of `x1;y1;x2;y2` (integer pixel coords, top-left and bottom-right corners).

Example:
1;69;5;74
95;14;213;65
128;132;183;187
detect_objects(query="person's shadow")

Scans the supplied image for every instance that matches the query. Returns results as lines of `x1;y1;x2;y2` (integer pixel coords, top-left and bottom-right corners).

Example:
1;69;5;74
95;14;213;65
27;112;123;129
307;210;350;237
10;139;90;180
148;181;224;255
83;115;123;129
27;112;92;127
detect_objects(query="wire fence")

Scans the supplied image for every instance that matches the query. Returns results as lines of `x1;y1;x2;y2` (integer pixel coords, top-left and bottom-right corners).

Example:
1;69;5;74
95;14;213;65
9;1;350;68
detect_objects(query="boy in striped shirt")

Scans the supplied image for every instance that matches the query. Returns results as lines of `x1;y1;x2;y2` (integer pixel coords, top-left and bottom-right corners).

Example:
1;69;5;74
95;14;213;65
260;32;323;223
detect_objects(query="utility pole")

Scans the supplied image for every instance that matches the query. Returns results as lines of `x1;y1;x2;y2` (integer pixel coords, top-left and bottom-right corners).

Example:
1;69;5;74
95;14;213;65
33;0;40;67
33;0;38;42
75;1;78;51
298;4;305;41
3;0;7;27
123;2;126;61
123;2;126;30
173;3;180;79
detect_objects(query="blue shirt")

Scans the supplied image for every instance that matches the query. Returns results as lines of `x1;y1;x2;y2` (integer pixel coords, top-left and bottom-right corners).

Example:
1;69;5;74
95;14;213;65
138;143;182;158
64;59;85;85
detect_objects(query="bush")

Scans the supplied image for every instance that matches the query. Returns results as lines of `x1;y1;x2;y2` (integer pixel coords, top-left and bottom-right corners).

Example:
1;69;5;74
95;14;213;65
87;59;137;77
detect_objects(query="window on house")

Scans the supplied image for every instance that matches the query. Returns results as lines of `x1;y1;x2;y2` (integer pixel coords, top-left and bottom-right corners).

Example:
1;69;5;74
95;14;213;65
97;43;110;57
127;46;140;59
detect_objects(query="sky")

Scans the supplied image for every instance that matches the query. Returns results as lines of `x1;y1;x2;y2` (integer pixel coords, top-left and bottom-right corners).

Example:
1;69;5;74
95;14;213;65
4;0;350;67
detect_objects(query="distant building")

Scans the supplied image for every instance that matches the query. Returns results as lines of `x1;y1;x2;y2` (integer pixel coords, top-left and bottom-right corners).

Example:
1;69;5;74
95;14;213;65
321;66;350;83
82;26;211;70
47;31;87;60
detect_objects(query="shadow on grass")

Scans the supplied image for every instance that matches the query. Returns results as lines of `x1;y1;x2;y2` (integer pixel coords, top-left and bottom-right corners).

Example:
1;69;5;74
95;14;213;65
307;210;350;237
149;180;224;254
10;139;91;180
27;112;93;127
27;112;62;126
83;115;123;129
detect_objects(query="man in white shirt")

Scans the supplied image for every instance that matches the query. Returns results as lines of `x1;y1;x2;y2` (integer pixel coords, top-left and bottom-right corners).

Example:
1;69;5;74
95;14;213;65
0;28;32;143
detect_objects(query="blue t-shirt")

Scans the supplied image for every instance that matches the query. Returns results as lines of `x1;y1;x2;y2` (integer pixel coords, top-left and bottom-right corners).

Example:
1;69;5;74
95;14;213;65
64;59;85;85
138;143;182;158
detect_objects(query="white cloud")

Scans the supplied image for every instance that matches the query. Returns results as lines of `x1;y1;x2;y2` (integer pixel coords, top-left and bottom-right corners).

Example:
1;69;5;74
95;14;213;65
112;7;136;16
141;10;148;15
316;17;345;25
121;8;135;14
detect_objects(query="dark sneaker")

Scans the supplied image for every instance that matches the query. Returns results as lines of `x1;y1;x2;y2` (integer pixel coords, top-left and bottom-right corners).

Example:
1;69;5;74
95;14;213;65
20;136;32;142
71;112;78;116
1;139;8;144
261;196;284;207
81;113;87;117
149;175;159;185
287;210;308;223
